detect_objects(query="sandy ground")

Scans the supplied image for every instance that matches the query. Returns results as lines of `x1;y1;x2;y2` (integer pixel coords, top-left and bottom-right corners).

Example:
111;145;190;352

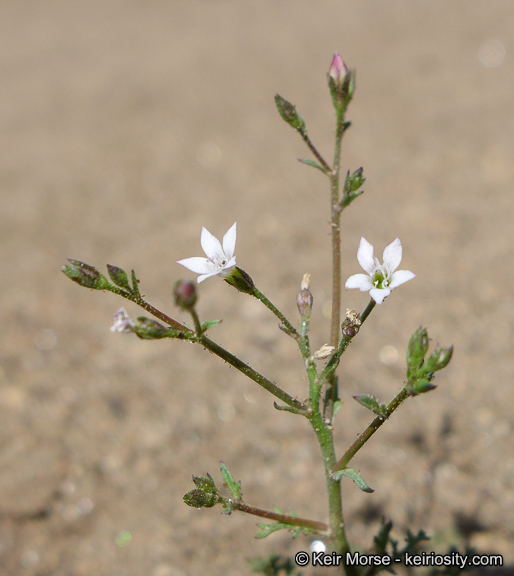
1;1;513;575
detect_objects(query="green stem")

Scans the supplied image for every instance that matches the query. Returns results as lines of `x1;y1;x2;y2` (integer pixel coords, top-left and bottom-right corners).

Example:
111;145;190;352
308;410;361;576
329;112;345;347
189;308;203;336
112;287;307;414
332;387;410;474
324;108;346;424
251;286;300;339
228;500;329;534
200;335;307;413
298;128;332;174
359;299;376;324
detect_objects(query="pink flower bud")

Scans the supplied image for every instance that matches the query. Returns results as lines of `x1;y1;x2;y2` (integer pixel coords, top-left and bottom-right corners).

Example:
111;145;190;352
328;53;348;84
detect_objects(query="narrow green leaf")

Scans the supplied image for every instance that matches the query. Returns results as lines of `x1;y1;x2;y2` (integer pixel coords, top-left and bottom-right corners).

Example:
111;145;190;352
220;462;241;501
333;467;374;493
255;522;291;539
353;395;387;418
332;400;344;418
273;402;305;416
298;158;328;174
201;319;223;332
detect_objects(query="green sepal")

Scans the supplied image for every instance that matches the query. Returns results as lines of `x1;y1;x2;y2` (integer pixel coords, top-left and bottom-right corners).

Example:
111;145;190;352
130;269;141;298
333;468;374;493
192;473;218;494
353;395;387;418
201;319;223;332
298;158;328;174
106;265;131;291
220;462;242;502
224;267;255;294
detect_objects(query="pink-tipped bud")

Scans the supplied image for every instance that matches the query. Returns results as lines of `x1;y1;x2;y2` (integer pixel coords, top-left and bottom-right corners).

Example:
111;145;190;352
328;53;349;84
327;53;353;112
174;279;198;310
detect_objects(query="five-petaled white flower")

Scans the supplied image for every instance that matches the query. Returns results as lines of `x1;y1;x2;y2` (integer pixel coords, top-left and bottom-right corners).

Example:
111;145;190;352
177;222;237;283
345;237;415;305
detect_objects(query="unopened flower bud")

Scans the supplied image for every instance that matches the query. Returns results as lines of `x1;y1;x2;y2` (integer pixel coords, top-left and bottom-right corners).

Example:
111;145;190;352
134;317;171;340
297;288;313;318
274;94;306;131
174;279;198;310
328;53;349;84
341;308;361;339
421;345;454;375
327;53;353;112
106;265;131;290
183;489;218;509
62;259;110;290
406;327;429;377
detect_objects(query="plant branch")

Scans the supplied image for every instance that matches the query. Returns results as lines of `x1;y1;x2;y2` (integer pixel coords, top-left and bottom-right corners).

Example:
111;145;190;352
298;127;332;174
112;287;308;414
228;500;329;534
251;286;300;339
331;386;410;474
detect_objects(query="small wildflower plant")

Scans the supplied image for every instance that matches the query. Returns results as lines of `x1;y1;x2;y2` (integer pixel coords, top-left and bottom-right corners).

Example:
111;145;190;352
63;54;461;575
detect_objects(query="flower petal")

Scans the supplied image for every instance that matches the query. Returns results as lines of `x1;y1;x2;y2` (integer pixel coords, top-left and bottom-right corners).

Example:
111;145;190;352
382;238;402;273
345;273;374;292
200;227;224;260
177;257;213;274
369;287;391;304
197;271;219;284
389;269;416;289
222;222;237;260
356;237;376;274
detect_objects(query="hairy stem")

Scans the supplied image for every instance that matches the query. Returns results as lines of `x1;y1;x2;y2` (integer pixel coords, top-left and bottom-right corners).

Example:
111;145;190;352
251;286;300;339
228;501;329;534
324;108;346;424
113;288;308;413
332;387;410;474
298;128;332;174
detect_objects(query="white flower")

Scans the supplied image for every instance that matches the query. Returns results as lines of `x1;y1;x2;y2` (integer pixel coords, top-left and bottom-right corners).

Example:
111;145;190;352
345;237;415;305
177;222;237;283
110;307;135;333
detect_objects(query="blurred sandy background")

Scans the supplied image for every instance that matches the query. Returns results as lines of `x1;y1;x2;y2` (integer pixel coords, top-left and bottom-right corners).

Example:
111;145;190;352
1;1;513;575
